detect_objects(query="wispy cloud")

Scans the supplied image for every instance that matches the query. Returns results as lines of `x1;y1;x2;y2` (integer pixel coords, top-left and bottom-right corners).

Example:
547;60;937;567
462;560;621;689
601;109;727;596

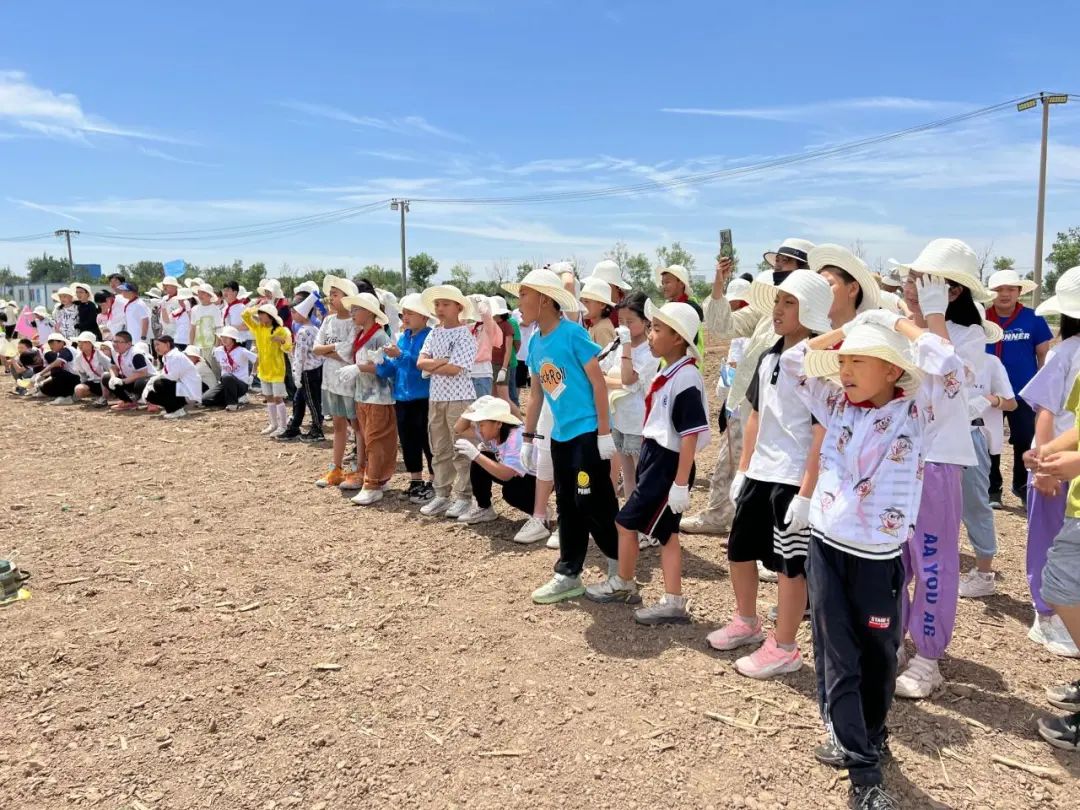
358;148;419;162
278;100;467;142
661;96;962;123
8;197;83;222
0;70;186;144
138;146;217;167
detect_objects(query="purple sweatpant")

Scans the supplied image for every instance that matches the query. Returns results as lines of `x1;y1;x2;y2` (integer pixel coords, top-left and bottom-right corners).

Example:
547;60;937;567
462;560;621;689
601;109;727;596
901;462;962;660
1026;472;1068;617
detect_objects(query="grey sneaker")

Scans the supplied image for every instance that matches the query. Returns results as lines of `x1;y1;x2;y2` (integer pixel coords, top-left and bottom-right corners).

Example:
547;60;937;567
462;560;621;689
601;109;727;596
444;498;471;519
420;496;451;516
757;561;778;583
767;603;812;622
634;594;691;625
585;574;642;604
458;505;497;525
531;574;585;605
679;514;729;535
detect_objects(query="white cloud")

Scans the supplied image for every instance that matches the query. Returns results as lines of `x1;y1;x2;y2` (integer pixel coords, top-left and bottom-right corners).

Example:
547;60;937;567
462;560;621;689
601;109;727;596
278;100;467;142
413;216;614;247
0;70;185;144
137;146;217;167
8;197;83;222
358;149;419;162
661;96;962;122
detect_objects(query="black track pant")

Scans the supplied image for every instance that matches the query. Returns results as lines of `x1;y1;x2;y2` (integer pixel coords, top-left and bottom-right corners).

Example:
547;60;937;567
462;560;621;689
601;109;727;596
203;375;249;408
40;368;79;398
470;452;536;515
550;431;619;577
395;398;433;474
288;367;324;431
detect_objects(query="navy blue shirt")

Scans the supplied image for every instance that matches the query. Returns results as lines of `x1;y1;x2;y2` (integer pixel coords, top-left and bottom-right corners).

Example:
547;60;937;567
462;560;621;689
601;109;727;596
986;304;1053;395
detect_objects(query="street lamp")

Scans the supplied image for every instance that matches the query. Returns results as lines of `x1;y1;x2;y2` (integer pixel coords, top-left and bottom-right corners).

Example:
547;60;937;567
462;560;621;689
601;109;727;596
1017;93;1069;306
390;198;410;296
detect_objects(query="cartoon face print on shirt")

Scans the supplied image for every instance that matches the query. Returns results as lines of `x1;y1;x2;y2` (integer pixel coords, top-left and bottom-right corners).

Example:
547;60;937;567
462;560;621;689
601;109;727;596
924;404;935;423
820;491;836;511
837;426;853;453
854;477;874;500
907;401;918;420
942;369;961;399
916;458;925;481
878;507;905;537
873;415;893;434
887;434;913;463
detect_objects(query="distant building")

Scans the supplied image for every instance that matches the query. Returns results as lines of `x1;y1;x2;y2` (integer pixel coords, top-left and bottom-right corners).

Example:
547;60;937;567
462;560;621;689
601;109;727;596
0;282;110;309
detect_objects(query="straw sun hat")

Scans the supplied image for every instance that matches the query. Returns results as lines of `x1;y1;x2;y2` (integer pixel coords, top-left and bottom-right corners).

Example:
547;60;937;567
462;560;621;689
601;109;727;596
421;284;476;322
808;243;881;312
748;269;834;334
803;321;923;393
987;269;1038;296
1035;266;1080;319
341;292;389;325
322;274;359;299
589;259;632;292
462;395;522;426
579;277;616;307
501;269;579;314
725;277;752;303
896;239;994;304
643;300;702;360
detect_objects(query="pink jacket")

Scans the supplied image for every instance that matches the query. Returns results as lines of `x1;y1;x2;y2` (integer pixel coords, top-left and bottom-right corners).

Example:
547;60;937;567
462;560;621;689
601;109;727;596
470;306;503;364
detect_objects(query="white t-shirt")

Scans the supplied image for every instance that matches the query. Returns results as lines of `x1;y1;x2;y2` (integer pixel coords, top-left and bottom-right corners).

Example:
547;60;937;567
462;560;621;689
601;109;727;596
1020;335;1080;440
189;304;223;349
194;360;217;391
922;322;978;466
640;356;710;453
160;348;203;401
516;313;535;362
221;299;251;342
123;298;151;342
600;339;658;435
106;300;126;338
970;354;1014;455
213;345;258;385
315;315;357;397
746;339;816;487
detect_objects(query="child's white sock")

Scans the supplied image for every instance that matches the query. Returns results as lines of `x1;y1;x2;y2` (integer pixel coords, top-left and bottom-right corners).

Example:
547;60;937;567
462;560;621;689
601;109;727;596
275;402;288;426
267;403;278;427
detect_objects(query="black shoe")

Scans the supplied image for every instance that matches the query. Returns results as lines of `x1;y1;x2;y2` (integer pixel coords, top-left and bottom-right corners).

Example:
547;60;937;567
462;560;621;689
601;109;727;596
1038;711;1080;751
401;480;425;500
815;740;892;769
1011;487;1028;508
1046;679;1080;712
277;428;302;441
849;785;899;810
409;481;435;504
988;491;1003;509
299;430;325;443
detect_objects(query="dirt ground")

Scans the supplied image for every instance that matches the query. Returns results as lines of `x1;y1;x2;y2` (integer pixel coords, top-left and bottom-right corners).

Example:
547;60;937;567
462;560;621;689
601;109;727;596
2;382;1079;810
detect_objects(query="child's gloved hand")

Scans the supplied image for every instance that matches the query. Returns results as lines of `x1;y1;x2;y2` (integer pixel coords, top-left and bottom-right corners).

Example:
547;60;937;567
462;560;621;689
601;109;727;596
916;275;949;317
107;375;123;390
371;348;386;365
597;432;616;460
615;325;632;345
496;368;507;384
729;471;746;506
784;495;811;533
667;483;690;514
337;365;360;385
454;438;480;461
521;442;537;474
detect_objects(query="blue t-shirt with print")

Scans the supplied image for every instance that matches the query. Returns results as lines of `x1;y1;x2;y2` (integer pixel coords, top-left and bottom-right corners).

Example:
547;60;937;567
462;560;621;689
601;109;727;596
986;305;1053;395
526;318;601;442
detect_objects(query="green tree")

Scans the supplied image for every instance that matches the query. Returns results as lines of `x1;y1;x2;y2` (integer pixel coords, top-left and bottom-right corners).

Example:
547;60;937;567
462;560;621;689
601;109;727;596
355;264;406;295
625;252;659;301
0;266;27;286
449;262;473;293
114;260;166;291
993;256;1015;272
26;253;73;283
757;258;772;273
1045;227;1080;295
515;261;534;281
655;241;696;273
605;241;631;271
408;252;438;292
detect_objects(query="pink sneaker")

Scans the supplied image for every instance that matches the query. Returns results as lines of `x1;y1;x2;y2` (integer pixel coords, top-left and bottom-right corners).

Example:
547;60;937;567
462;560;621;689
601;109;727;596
735;634;803;679
706;615;765;651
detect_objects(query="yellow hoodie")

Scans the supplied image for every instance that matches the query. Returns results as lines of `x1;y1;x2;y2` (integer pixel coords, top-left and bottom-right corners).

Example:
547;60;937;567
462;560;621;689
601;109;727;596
242;308;293;383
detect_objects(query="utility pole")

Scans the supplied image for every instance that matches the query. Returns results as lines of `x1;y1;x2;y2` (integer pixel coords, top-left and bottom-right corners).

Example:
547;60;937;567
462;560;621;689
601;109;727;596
54;228;80;271
1017;93;1069;307
390;199;410;296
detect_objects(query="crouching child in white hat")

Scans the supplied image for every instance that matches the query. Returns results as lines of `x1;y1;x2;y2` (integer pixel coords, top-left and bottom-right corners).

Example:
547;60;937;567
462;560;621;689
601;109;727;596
585;301;709;624
705;271;833;677
71;331;112;404
776;300;964;810
452;396;537;525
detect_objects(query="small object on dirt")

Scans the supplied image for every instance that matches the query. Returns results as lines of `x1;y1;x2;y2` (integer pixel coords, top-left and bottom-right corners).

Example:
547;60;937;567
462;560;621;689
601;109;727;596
141;654;163;667
55;576;91;586
120;735;128;750
478;749;527;757
208;717;218;733
238;602;261;613
941;746;970;764
653;742;677;753
704;711;779;734
963;716;990;732
990;754;1065;782
949;684;974;698
9;504;24;511
154;727;171;742
172;605;194;613
271;715;285;728
313;663;342;671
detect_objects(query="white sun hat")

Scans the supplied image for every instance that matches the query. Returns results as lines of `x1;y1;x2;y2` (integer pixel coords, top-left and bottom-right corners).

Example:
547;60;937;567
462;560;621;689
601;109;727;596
877;290;909;317
725;277;752;303
255;303;283;327
176;287;197;301
579;277;616;307
896;239;994;303
33;305;49;318
804;321;923;393
183;344;203;359
257;278;284;299
462;394;523;426
487;295;510;317
987;268;1038;296
589;259;632;291
195;282;215;297
184;277;206;290
341;292;389;325
237;285;251;299
979;311;1004;343
763;238;815;269
1035;266;1080;319
809;243;881;312
217;325;242;342
643;299;702;360
292;293;319;319
74;331;98;344
748;269;834;334
399;292;434;319
51;286;75;303
147;286;163;300
71;282;93;297
747;270;781;314
502;268;579;314
322;274;359;299
295;280;320;296
655;264;691;291
45;332;68;344
161;275;181;288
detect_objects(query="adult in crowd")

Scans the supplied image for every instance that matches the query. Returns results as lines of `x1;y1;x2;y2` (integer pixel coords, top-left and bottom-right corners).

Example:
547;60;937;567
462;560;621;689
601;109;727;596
101;330;152;410
985;269;1052;508
118;283;151;345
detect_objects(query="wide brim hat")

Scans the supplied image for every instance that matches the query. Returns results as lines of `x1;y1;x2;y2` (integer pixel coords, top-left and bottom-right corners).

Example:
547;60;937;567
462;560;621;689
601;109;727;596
184;277;206;289
988;269;1038;296
74;331;98;344
809;243;881;312
979;312;1004;343
748;269;833;334
257;279;284;299
896;238;994;304
877;290;909;317
217;325;242;342
322;274;359;299
295;280;320;296
341;292;389;326
33;306;49;318
183;345;203;359
580;277;616;307
487;295;510;317
501;270;578;315
196;283;215;297
176;288;197;301
589;259;632;291
462;394;523;426
420;285;476;322
71;282;93;297
51;286;75;303
161;276;180;288
763;238;815;269
643;299;702;360
1035;266;1080;319
747;270;781;314
399;292;434;320
804;322;923;393
147;286;163;299
45;332;68;344
725;278;752;303
256;303;283;327
655;264;691;291
292;293;318;319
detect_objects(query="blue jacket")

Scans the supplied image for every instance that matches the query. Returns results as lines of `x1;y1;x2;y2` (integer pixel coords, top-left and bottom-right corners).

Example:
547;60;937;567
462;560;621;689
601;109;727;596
376;326;431;402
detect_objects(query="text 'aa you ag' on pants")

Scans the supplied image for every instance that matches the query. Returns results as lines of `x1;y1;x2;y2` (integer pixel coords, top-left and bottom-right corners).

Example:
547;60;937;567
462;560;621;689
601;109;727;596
470;452;536;515
355;402;398;489
901;461;962;660
550;430;619;578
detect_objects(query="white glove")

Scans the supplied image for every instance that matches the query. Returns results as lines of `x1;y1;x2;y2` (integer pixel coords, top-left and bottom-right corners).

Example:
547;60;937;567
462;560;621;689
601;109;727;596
371;348;385;365
496;368;507;384
521;442;537;474
615;325;631;344
784;495;811;533
145;374;162;394
968;395;992;422
107;375;123;390
729;471;746;506
846;308;902;335
916;275;949;317
337;365;361;385
597;432;616;460
668;483;690;514
454;438;481;461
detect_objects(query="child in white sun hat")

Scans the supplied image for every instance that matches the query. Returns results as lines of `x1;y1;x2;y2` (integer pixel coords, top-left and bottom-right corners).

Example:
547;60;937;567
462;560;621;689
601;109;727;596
313;275;359;488
203;326;258;412
71;331;112;404
586;300;709;624
242;303;294;437
706;270;832;678
579;277;617;349
780;297;964;809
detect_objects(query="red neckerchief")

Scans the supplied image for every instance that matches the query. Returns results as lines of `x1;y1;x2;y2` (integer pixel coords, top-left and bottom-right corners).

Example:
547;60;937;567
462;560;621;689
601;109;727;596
845;389;905;408
222;344;238;372
163;357;171;377
117;350;126;376
644;356;696;419
986;303;1023;358
675;292;689;304
352;324;380;361
80;348;96;369
222;298;242;323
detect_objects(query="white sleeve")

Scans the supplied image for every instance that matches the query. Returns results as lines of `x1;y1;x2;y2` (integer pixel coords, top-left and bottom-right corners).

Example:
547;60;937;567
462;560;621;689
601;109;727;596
781;341;838;425
1019;351;1063;414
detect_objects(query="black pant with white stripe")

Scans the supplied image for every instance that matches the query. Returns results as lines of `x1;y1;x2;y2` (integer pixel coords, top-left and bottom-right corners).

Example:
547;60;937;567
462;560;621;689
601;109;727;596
550;431;619;577
807;535;904;787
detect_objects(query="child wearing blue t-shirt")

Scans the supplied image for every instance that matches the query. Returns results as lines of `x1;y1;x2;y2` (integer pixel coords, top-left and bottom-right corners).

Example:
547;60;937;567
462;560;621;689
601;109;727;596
505;269;620;605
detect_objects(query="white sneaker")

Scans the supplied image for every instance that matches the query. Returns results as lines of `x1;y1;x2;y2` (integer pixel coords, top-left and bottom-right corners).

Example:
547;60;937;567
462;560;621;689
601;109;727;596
420;496;451;516
238;395;250;405
48;396;74;406
163;408;187;420
1030;613;1055;646
93;396;107;406
269;426;287;438
546;528;560;549
351;488;384;506
225;404;239;412
444;498;471;519
894;655;943;699
757;561;778;583
513;517;550;544
260;423;276;435
958;569;996;598
1045;614;1080;658
458;505;497;525
638;532;660;549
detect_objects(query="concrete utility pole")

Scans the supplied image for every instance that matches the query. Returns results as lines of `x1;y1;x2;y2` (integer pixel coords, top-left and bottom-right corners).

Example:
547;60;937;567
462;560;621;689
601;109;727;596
54;228;80;270
1017;93;1069;307
390;199;410;296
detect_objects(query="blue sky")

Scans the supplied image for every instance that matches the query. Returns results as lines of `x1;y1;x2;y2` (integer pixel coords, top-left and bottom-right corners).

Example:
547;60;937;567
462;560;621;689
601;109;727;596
2;1;1079;281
